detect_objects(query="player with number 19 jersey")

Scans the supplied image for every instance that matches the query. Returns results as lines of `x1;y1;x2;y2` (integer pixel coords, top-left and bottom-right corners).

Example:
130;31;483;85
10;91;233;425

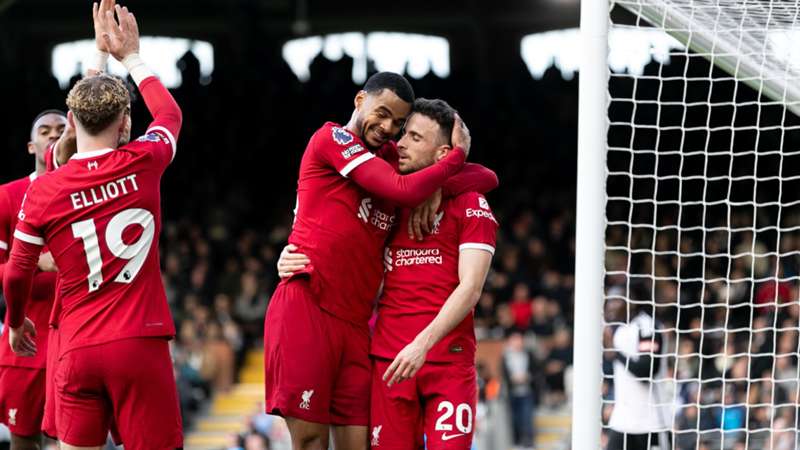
5;75;182;449
13;115;175;358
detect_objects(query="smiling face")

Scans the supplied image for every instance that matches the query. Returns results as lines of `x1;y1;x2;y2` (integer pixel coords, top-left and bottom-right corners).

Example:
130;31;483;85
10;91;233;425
352;88;412;149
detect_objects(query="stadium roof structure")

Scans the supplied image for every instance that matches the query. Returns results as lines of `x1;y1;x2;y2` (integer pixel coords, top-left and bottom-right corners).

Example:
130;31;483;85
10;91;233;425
0;0;579;39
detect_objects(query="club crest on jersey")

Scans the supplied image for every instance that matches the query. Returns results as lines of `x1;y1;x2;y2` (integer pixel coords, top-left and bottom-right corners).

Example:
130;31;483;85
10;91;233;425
372;425;382;446
332;127;354;146
8;408;16;426
300;390;314;410
432;211;444;235
358;198;373;223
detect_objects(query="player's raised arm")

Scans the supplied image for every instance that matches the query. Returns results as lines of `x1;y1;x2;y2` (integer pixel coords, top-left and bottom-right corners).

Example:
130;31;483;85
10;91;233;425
322;118;468;209
100;4;182;153
347;147;466;208
442;163;499;197
49;0;117;168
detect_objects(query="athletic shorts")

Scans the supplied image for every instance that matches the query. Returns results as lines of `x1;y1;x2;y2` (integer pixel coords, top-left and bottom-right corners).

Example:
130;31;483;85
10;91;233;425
607;429;672;450
0;365;45;437
42;327;59;439
54;337;182;449
370;358;477;450
264;278;371;426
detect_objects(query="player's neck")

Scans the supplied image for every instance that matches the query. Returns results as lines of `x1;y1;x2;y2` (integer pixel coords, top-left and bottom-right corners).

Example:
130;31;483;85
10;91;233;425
76;130;118;154
34;159;46;176
344;114;360;138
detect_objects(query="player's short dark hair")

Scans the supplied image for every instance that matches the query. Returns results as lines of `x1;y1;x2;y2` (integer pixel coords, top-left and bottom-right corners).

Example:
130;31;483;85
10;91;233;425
411;98;456;145
30;109;66;134
363;72;415;104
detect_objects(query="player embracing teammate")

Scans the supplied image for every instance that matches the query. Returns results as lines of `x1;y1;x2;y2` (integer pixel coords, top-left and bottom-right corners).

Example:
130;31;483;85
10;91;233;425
271;88;498;450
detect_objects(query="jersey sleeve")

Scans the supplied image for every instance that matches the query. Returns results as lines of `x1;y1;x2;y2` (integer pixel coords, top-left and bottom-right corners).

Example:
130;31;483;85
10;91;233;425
313;125;466;207
457;192;498;255
4;183;46;328
313;125;375;177
4;237;43;328
13;182;48;249
130;76;182;170
613;321;664;377
442;163;499;197
44;142;58;171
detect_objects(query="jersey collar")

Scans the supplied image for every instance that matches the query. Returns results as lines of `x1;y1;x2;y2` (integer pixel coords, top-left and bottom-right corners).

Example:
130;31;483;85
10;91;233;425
71;148;115;160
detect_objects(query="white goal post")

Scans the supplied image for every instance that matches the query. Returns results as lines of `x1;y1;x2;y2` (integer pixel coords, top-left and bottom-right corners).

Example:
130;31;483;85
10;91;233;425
574;0;800;449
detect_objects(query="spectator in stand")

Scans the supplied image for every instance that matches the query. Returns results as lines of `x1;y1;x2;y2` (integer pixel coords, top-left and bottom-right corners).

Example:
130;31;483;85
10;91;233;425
200;320;235;393
543;327;572;406
235;271;269;336
509;282;533;331
502;331;537;449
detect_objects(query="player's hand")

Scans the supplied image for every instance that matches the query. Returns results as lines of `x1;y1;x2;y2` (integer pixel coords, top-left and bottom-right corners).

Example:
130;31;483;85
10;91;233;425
92;0;115;54
9;318;37;357
55;119;78;165
99;3;140;61
408;189;442;241
277;244;310;279
384;338;429;387
451;113;471;158
37;252;58;273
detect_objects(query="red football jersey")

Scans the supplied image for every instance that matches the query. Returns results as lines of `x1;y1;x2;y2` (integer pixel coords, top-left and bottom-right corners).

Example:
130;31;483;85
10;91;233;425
0;173;56;368
44;143;57;173
8;76;180;358
371;191;498;363
287;122;400;325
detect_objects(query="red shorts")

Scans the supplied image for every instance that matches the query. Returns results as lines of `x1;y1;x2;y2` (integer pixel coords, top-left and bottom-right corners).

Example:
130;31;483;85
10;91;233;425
0;365;45;437
370;358;477;450
264;279;371;426
54;337;182;449
42;327;59;439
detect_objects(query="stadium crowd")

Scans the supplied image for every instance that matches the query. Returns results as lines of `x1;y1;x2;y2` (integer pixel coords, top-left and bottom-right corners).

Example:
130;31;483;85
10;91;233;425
604;206;800;450
599;48;800;450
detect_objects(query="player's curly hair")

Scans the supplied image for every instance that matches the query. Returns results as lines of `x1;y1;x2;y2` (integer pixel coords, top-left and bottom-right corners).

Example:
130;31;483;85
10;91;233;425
66;74;130;135
412;98;456;145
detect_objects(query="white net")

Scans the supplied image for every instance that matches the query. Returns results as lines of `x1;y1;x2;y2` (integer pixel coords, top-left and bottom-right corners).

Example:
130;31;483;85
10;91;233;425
604;1;800;449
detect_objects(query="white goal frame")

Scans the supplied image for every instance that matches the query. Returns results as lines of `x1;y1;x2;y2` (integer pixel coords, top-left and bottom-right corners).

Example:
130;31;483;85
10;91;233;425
573;0;800;448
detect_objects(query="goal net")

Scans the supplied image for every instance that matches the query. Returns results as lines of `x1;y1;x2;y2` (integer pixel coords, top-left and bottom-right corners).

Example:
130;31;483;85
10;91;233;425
595;0;800;449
